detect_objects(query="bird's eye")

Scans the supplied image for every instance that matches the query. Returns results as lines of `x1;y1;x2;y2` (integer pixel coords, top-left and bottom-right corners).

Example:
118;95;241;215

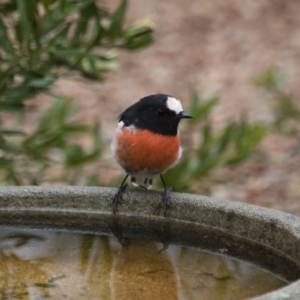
157;109;166;116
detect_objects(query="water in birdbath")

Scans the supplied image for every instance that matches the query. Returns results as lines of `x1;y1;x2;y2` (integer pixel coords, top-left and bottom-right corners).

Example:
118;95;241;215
0;227;286;300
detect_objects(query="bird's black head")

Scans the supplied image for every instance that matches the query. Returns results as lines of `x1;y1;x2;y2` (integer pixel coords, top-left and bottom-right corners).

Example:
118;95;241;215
119;94;192;136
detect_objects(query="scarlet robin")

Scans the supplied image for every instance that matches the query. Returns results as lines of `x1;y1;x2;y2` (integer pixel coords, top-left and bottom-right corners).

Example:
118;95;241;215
111;94;192;215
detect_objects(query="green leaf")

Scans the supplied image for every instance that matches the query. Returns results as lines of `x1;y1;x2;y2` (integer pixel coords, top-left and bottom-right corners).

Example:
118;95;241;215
188;90;219;124
0;158;12;166
65;146;101;166
0;2;17;13
28;75;56;88
193;157;219;178
0;142;22;154
3;86;36;102
40;0;51;10
109;0;127;39
122;20;154;50
160;158;190;191
251;67;284;91
0;130;25;136
225;120;266;165
124;35;153;50
0;99;24;111
197;123;213;159
16;0;32;39
0;19;15;57
215;123;235;154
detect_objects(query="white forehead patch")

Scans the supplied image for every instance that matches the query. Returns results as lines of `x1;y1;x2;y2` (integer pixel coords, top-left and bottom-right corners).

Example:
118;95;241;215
166;96;183;114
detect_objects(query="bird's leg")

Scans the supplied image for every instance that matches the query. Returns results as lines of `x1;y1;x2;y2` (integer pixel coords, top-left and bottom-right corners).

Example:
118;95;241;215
160;174;172;217
112;174;129;214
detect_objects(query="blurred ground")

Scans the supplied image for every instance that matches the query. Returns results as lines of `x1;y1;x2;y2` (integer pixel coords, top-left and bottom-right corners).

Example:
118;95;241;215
27;1;300;215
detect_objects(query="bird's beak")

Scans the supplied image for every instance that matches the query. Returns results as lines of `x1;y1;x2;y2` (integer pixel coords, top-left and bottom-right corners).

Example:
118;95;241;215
178;111;193;119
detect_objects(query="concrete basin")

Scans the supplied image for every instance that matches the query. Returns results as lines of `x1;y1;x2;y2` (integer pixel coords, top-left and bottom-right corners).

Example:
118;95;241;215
0;186;299;299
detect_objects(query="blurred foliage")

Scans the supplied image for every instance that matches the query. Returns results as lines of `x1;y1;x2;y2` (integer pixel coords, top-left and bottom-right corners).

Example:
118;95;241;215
1;97;101;185
161;90;267;192
0;0;154;185
252;67;300;158
0;0;153;110
252;67;300;132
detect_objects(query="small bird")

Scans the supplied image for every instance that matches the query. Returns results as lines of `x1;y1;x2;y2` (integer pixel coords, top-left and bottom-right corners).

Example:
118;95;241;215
111;94;192;215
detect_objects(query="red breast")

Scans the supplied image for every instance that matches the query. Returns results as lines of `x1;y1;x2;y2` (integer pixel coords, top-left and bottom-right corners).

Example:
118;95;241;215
114;128;181;174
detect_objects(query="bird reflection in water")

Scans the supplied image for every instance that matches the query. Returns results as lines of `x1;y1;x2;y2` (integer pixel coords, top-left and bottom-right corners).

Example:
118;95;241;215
0;228;286;300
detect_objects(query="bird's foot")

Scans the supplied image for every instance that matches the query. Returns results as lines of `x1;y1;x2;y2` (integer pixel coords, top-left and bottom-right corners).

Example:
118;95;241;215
160;187;173;217
112;183;128;214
